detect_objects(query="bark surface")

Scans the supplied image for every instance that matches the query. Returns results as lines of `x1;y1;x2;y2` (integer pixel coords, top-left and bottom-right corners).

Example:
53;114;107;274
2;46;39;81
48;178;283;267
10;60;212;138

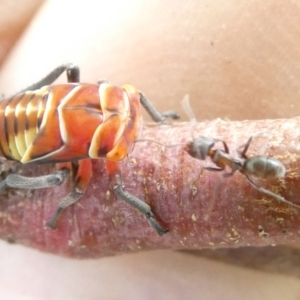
0;118;299;258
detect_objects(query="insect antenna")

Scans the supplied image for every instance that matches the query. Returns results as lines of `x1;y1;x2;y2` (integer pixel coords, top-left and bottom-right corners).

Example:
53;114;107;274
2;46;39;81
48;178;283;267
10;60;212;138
133;139;184;148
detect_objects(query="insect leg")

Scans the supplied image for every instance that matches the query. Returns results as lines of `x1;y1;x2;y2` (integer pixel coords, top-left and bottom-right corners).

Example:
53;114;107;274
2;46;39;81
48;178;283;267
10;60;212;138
16;63;80;94
139;92;180;122
46;159;93;229
223;170;236;177
213;139;230;154
205;165;238;177
0;169;68;193
240;136;254;159
106;160;168;236
246;175;300;209
204;166;224;172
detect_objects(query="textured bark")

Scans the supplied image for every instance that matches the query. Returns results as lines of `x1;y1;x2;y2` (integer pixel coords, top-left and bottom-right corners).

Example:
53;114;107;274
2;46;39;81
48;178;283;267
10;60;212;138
0;118;299;258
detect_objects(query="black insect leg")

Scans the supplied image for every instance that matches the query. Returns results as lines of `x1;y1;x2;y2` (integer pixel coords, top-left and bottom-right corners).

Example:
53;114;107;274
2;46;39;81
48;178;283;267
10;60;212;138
204;165;238;178
112;177;169;236
46;190;83;229
139;92;180;122
240;136;254;159
65;65;80;83
46;159;92;229
246;175;300;209
0;169;69;193
16;63;80;94
106;160;168;236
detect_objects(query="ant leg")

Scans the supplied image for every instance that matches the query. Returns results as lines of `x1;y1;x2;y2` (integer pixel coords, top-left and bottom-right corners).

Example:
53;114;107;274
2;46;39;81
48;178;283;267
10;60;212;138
46;159;92;229
106;160;168;236
204;166;224;172
240;136;254;159
240;131;276;158
223;170;236;177
139;92;180;122
220;140;230;154
205;166;236;177
246;175;300;209
16;63;80;94
212;138;230;154
0;169;69;193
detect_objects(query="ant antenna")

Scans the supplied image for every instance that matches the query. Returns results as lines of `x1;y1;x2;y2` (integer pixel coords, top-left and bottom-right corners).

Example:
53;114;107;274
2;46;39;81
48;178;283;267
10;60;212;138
133;139;184;148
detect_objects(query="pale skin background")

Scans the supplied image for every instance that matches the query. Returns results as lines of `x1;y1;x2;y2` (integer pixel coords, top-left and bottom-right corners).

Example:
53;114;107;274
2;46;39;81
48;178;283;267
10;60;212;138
0;0;300;299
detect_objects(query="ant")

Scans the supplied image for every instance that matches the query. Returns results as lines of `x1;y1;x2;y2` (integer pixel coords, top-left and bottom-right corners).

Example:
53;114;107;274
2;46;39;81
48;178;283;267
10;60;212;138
185;135;300;209
136;95;299;209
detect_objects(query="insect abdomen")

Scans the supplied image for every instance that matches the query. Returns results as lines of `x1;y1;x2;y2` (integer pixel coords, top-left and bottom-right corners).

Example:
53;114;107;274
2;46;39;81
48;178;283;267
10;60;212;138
244;156;286;179
0;83;142;164
0;87;47;161
0;84;103;163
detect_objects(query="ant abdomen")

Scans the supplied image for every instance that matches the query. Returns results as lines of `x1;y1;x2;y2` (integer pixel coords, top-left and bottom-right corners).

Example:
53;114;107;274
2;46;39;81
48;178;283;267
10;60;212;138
244;156;286;179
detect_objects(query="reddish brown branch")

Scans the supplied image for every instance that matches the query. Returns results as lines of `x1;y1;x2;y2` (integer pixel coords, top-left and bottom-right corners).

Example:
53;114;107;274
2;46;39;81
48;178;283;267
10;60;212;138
0;118;300;258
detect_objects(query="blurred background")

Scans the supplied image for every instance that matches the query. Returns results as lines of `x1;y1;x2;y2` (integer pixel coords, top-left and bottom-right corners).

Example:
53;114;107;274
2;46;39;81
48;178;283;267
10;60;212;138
0;0;300;299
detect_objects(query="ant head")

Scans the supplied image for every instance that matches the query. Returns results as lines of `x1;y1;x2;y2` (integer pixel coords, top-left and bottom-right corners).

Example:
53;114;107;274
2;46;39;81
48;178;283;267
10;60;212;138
184;137;215;161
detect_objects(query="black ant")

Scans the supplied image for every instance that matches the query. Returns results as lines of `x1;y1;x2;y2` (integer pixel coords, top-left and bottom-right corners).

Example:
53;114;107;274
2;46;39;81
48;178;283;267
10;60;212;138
185;135;300;209
136;134;299;209
136;95;299;209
